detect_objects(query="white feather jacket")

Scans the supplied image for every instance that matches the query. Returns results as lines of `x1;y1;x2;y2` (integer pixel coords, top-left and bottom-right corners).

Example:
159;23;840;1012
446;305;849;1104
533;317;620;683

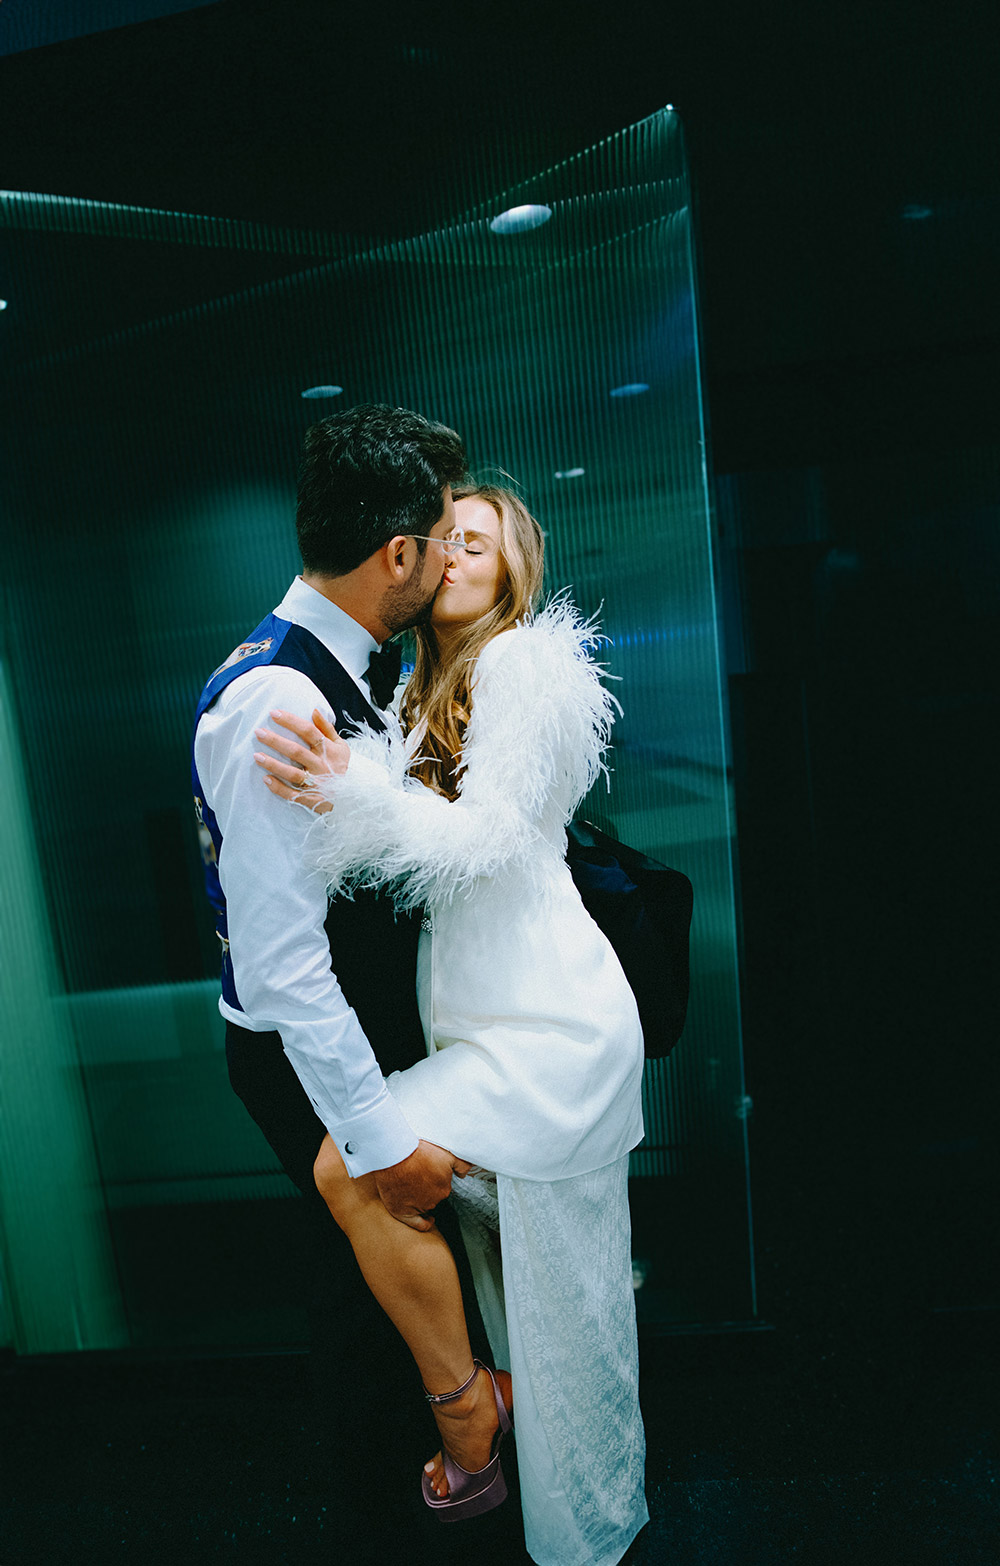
307;600;645;1181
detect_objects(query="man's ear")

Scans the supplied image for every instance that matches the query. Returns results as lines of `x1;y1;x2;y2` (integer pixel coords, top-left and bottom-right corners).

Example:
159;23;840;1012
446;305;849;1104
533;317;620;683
383;534;412;582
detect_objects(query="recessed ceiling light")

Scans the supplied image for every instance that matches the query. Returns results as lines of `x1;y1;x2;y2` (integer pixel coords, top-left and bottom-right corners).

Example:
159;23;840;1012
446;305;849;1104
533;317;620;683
609;382;650;398
0;300;7;311
554;468;585;479
301;384;344;399
490;204;553;235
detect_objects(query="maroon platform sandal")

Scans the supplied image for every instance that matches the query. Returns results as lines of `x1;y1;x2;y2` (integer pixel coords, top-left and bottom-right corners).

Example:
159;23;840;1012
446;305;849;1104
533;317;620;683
421;1359;513;1521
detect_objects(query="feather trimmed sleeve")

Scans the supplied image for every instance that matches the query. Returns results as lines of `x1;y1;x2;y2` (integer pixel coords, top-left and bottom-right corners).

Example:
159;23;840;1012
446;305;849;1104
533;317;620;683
304;599;617;908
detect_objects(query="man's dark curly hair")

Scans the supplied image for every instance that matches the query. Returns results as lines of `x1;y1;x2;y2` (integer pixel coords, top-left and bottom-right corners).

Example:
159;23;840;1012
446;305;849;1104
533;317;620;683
296;404;469;576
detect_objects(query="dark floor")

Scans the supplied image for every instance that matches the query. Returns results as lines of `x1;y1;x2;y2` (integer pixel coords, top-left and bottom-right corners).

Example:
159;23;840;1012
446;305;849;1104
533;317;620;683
2;1302;996;1566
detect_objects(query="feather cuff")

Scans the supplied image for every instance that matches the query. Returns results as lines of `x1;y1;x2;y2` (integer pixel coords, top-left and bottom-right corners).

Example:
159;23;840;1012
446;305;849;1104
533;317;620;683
303;598;618;909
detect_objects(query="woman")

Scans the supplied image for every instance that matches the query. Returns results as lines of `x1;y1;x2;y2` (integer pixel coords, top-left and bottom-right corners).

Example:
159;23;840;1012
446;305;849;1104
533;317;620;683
254;485;648;1566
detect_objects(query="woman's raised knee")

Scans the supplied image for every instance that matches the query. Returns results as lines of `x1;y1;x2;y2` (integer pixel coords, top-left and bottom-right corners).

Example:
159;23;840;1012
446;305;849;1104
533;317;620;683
314;1134;383;1234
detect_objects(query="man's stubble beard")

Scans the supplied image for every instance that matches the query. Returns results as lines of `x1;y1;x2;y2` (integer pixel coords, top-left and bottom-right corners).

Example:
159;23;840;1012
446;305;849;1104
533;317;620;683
379;563;441;637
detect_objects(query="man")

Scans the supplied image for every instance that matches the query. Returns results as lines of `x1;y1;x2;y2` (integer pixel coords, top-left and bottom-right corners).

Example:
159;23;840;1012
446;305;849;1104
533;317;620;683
191;408;474;1517
193;404;468;1223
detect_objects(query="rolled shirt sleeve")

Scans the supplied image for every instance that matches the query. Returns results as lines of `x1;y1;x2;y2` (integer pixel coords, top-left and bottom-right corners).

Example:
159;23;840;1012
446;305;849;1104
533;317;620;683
194;662;419;1176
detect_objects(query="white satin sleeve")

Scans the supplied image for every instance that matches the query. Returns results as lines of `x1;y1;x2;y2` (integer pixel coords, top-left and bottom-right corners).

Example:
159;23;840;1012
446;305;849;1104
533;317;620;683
304;600;617;909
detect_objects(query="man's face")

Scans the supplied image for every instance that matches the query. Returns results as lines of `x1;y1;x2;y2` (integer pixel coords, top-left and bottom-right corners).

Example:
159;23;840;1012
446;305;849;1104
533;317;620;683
418;486;456;596
380;486;456;635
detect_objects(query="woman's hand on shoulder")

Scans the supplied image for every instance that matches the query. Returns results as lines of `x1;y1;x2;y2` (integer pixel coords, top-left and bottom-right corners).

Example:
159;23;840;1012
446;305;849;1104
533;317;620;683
254;708;349;814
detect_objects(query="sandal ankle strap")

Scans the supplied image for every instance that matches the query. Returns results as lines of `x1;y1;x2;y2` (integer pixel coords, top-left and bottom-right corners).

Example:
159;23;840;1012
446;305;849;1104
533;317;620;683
423;1359;483;1404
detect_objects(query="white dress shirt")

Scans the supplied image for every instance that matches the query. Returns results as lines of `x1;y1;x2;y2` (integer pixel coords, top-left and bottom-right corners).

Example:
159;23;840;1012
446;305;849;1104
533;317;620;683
193;576;419;1177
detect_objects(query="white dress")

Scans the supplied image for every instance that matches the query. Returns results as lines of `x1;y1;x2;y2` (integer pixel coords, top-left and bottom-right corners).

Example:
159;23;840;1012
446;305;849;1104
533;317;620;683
307;601;649;1566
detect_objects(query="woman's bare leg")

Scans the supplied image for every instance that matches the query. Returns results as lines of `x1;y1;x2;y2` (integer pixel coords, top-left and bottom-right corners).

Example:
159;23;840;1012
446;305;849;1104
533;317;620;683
314;1134;509;1495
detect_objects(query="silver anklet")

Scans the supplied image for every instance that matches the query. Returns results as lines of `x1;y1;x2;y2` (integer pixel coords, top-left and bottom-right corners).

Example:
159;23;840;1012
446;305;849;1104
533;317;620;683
423;1359;483;1403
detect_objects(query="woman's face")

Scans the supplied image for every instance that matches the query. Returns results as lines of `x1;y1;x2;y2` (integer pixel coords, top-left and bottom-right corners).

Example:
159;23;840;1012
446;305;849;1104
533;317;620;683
431;497;504;632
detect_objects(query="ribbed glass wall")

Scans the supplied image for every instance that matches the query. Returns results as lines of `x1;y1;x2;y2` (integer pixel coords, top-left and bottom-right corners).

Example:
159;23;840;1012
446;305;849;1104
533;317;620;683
0;107;754;1349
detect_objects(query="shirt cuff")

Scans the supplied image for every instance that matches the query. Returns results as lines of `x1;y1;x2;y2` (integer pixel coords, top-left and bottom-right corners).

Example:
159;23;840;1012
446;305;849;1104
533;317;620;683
327;1090;419;1178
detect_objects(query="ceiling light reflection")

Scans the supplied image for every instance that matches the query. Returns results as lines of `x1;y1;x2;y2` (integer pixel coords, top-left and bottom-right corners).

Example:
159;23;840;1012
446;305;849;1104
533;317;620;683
490;204;553;234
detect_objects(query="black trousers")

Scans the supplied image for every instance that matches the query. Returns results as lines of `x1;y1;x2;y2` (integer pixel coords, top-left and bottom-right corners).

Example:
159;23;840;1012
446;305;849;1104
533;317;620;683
225;1022;423;1445
225;1018;331;1198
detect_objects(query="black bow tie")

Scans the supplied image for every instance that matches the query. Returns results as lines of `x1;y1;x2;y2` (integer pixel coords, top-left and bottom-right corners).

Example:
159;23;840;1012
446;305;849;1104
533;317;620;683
365;642;403;709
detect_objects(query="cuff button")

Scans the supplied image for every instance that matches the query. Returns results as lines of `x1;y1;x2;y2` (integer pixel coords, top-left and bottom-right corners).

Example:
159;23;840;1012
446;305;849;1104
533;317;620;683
344;1141;356;1155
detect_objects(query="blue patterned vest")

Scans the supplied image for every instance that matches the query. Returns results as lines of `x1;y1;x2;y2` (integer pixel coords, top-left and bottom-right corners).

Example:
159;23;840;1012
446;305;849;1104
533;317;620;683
192;614;423;1074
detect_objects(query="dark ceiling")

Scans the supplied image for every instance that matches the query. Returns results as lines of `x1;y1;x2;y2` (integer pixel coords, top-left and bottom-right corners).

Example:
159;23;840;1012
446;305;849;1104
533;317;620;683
1;0;998;467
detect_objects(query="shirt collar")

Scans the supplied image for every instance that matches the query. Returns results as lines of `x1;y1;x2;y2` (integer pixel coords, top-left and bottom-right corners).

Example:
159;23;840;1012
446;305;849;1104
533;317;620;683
273;576;379;691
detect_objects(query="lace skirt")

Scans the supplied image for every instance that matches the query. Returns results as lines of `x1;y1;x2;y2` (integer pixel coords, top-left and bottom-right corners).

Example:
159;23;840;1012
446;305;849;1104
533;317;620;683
449;1156;647;1566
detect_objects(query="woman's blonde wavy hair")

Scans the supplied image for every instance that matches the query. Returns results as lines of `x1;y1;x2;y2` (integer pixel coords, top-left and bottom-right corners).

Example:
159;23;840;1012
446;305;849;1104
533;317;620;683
399;484;545;798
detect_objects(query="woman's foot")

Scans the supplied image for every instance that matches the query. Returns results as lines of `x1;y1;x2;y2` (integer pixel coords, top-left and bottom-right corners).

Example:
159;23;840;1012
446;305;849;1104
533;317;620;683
424;1367;513;1499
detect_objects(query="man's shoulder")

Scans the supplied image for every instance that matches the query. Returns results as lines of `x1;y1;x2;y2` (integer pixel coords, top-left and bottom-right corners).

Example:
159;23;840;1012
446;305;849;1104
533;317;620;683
202;612;345;705
213;658;328;709
199;662;331;737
